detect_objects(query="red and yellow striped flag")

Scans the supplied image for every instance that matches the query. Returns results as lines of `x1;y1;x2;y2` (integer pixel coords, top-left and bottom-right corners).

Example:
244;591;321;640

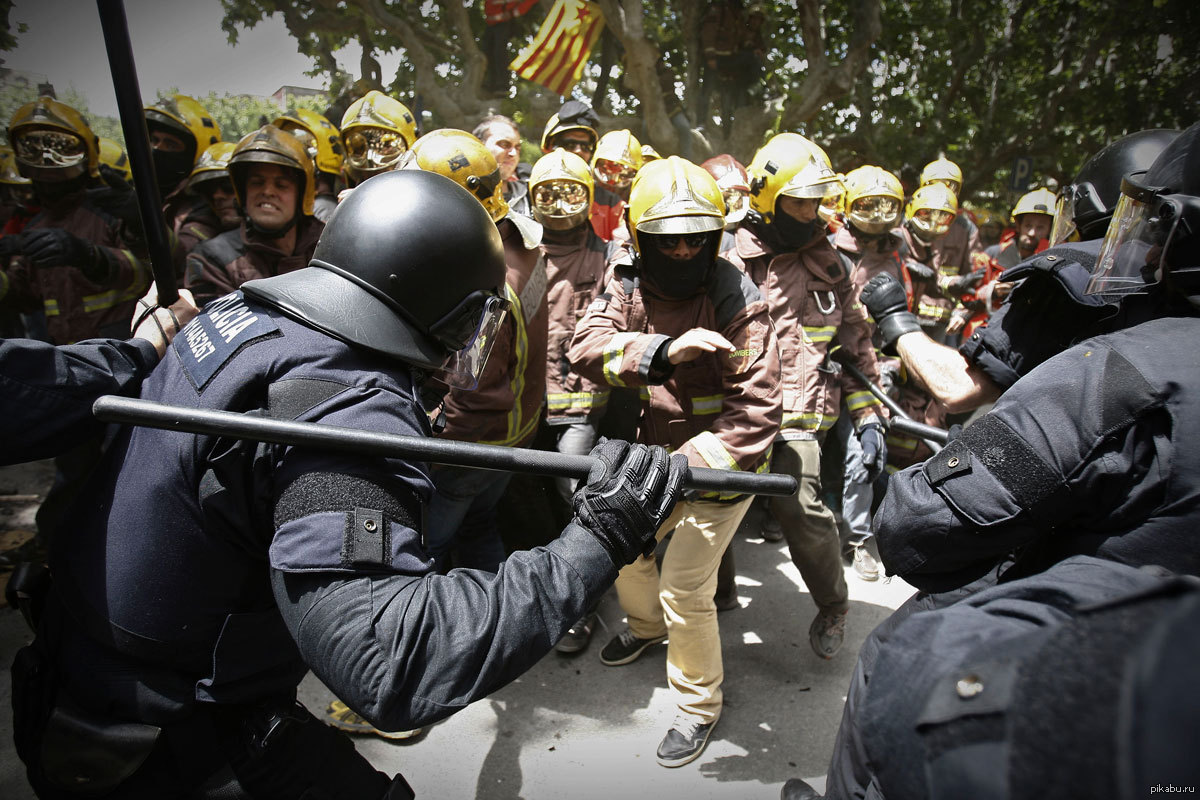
509;0;605;97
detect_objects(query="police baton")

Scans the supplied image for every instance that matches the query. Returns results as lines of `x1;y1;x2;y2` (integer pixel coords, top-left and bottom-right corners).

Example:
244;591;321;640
96;0;178;305
828;349;948;451
92;396;798;497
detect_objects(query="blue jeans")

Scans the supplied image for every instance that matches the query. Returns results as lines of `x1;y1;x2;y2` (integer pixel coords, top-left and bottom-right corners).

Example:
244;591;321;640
424;465;514;573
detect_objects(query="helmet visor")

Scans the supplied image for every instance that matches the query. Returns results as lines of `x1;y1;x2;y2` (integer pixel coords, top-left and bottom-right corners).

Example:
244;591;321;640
594;158;637;189
434;293;511;390
849;195;902;235
931;177;961;195
911;208;956;239
15;129;87;168
818;192;844;223
1087;174;1195;301
1051;181;1109;246
779;176;843;201
533;180;589;217
345;128;407;170
723;188;748;222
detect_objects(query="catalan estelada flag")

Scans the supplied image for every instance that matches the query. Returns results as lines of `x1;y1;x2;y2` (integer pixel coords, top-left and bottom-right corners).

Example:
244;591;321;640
509;0;605;97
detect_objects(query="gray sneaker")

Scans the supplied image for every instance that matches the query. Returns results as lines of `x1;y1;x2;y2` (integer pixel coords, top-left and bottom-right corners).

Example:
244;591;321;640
599;627;667;666
809;608;848;659
851;545;880;581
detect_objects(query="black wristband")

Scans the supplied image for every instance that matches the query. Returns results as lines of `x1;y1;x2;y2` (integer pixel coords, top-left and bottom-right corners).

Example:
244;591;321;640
877;311;923;356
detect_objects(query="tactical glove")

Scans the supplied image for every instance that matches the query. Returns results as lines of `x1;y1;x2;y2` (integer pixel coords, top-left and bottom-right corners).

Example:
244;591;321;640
860;272;922;355
857;422;888;483
904;259;936;281
20;228;117;283
572;438;687;567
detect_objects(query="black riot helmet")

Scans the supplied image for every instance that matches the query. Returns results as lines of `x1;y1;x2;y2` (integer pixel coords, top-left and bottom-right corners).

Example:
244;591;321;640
1051;129;1180;246
242;170;509;383
1088;121;1200;304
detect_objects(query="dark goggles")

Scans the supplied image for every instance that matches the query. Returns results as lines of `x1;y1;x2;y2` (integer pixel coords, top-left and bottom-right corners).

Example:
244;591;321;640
647;232;712;251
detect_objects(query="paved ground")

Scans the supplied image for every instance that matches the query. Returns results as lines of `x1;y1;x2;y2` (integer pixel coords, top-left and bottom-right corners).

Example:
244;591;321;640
0;461;915;800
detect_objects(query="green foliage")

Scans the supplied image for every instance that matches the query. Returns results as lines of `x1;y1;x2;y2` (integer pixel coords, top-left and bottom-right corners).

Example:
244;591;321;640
190;90;331;142
0;81;124;150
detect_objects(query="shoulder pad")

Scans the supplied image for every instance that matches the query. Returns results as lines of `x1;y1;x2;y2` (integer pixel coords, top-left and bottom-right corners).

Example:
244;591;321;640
1001;240;1101;282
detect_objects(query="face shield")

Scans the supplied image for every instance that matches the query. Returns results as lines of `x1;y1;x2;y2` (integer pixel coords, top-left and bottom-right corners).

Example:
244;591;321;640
428;291;511;390
1050;182;1104;246
14;129;87;169
722;187;749;226
593;157;637;189
1088;172;1200;302
930;177;961;196
910;208;956;241
345;127;407;173
532;179;590;230
818;191;844;224
849;195;902;235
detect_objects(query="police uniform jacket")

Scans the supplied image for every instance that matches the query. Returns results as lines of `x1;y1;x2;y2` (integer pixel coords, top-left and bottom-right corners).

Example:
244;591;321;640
184;216;325;308
543;227;611;423
0;192;149;344
0;335;158;465
567;254;781;498
48;291;617;732
877;314;1200;593
727;224;883;437
440;216;548;448
959;240;1112;390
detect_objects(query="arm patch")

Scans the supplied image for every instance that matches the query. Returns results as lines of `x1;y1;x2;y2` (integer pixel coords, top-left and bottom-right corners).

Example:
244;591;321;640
958;414;1059;509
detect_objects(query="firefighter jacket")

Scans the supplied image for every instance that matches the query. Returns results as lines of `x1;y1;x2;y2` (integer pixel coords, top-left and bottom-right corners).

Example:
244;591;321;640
163;178;221;276
727;225;883;437
184;216;325;308
0;192;149;344
835;226;913;306
567;254;781;498
543;227;611;423
440;216;548;448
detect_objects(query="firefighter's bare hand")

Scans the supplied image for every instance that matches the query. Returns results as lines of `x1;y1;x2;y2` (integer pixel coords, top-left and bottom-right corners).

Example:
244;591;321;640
667;328;735;365
131;284;200;358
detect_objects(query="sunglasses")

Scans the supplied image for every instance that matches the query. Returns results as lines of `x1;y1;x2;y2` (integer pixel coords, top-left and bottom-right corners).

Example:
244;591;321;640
650;232;711;251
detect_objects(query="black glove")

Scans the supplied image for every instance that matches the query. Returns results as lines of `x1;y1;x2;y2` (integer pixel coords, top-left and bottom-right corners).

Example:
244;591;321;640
0;235;20;261
19;228;115;283
941;269;984;299
857;422;887;483
904;259;936;281
860;272;922;355
572;438;687;567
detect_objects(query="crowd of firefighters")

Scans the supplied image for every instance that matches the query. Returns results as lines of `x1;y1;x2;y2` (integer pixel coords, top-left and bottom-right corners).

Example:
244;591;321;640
0;87;1074;769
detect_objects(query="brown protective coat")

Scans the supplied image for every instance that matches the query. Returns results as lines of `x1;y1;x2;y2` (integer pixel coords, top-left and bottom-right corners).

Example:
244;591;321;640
440;217;549;448
726;226;883;434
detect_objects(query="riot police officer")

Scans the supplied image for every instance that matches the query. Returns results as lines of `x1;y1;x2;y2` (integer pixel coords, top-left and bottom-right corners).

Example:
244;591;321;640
785;120;1200;800
12;170;685;799
863;129;1180;413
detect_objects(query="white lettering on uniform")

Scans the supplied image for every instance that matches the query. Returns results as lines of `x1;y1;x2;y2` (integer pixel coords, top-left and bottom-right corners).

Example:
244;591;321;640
185;320;216;362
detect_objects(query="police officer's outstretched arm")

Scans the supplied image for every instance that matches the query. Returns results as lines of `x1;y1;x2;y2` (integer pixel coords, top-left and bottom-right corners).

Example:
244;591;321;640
271;439;685;732
873;323;1176;593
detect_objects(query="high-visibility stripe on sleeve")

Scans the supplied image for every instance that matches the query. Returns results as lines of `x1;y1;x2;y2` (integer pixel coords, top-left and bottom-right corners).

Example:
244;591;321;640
690;394;723;415
781;410;837;432
844;390;880;412
602;332;640;387
691;430;739;472
546;391;610;411
802;325;837;345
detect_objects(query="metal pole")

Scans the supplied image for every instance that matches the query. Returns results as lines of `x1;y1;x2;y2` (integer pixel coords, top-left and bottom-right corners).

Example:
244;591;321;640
830;348;946;453
93;396;799;497
95;0;178;305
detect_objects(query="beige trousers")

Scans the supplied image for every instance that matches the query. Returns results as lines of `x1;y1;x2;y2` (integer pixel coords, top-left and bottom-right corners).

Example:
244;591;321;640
615;497;751;722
